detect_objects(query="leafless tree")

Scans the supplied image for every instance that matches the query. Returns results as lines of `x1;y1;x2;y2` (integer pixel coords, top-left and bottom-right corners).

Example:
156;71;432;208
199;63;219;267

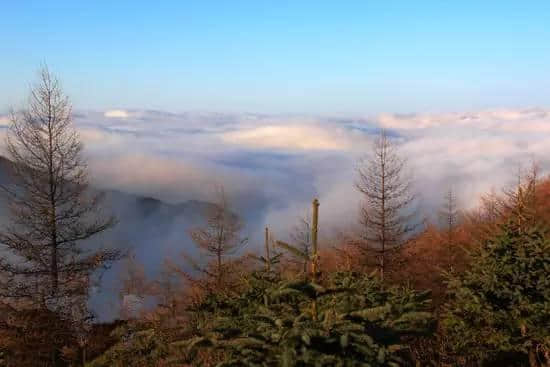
355;129;417;282
289;212;312;273
439;187;460;267
502;162;539;232
151;259;183;317
120;253;148;297
0;67;120;322
187;186;247;287
479;187;501;222
119;253;148;319
476;162;539;229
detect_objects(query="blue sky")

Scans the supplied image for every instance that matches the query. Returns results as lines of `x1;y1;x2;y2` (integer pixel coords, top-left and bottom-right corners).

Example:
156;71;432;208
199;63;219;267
2;1;550;114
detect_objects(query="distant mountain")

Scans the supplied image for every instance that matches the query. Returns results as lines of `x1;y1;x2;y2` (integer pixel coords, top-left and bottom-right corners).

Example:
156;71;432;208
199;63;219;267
0;156;216;236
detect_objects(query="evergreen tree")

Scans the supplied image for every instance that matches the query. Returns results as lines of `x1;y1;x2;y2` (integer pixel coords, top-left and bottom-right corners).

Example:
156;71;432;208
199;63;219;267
184;272;433;366
442;220;550;366
289;213;313;273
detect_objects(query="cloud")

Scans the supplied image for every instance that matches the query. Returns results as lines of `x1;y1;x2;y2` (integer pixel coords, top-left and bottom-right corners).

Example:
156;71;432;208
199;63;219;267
221;124;352;151
387;109;550;210
0;115;10;126
79;127;114;143
379;108;550;133
70;108;550;219
88;154;216;202
104;109;131;118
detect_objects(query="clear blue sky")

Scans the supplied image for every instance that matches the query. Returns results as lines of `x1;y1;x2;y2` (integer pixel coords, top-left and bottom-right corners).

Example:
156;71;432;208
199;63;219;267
1;1;549;115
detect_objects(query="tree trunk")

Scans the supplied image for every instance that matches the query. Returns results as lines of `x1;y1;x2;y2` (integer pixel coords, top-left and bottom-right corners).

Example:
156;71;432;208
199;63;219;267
379;253;384;283
380;148;386;283
310;199;319;321
529;347;539;367
265;227;270;272
51;240;58;294
82;346;87;366
217;250;222;287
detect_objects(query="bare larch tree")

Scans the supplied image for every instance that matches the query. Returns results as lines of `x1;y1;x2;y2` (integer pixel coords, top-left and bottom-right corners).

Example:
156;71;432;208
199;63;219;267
475;162;539;233
0;67;120;315
119;253;148;319
502;162;539;232
439;187;459;268
187;186;247;288
152;259;183;317
355;129;416;282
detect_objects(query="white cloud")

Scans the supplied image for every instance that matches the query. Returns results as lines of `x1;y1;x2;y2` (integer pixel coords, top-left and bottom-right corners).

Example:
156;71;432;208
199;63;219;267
221;124;352;151
378;108;550;133
88;154;211;199
0;115;10;126
104;109;131;119
79;128;111;143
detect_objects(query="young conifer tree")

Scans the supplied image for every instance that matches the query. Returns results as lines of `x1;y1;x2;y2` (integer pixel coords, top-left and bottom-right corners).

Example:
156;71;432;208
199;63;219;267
289;212;312;273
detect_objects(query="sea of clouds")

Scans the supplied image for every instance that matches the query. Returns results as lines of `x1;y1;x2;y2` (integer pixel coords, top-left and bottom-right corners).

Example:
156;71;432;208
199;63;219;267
1;106;550;251
2;107;547;232
74;108;550;232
